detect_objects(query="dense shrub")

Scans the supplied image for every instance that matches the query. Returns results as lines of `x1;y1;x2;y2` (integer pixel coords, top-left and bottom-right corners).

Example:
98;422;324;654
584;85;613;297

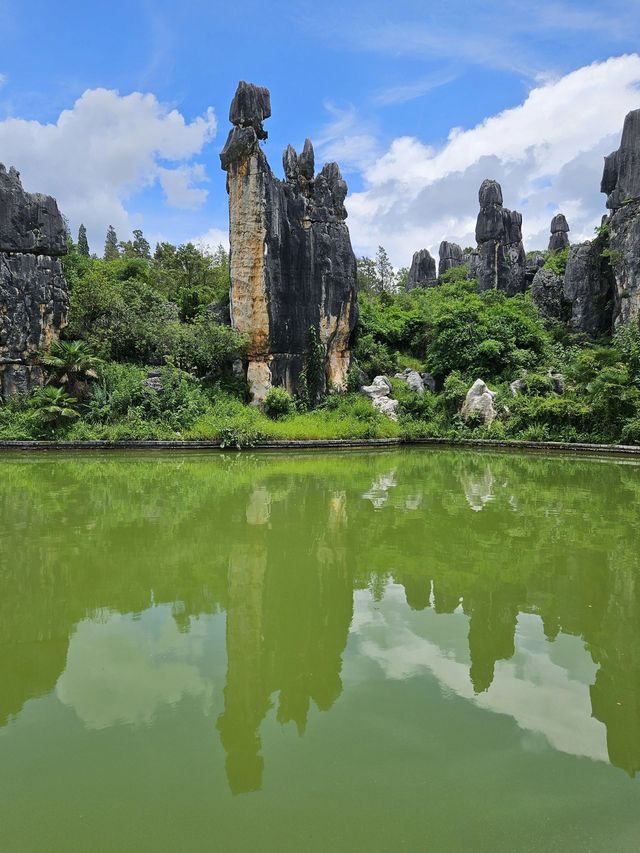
263;387;295;419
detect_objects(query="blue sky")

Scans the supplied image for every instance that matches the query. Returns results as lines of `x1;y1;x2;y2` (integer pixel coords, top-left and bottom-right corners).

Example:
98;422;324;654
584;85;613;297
1;0;639;264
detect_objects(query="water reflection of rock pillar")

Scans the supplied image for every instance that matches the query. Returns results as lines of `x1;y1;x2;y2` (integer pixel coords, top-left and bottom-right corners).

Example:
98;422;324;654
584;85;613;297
590;552;640;776
217;543;270;795
467;585;520;694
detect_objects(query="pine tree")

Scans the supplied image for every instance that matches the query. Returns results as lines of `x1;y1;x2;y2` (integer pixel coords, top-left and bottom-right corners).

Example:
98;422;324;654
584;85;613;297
132;229;151;259
77;224;90;257
103;225;120;260
375;246;394;294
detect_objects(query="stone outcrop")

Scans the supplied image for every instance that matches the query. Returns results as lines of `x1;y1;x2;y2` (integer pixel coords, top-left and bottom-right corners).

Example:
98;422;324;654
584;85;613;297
360;375;398;420
407;249;437;290
474;180;526;295
438;241;464;277
394;368;425;394
563;231;614;336
531;266;569;322
461;379;496;425
548;214;570;253
525;252;546;287
220;81;358;402
0;165;68;399
601;108;640;327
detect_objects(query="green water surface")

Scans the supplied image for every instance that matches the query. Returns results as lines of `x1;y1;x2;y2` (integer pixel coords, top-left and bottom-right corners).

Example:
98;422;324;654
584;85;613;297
1;448;639;852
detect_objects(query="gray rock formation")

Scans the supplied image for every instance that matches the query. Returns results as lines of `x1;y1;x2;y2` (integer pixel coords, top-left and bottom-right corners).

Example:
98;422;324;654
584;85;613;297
461;378;496;425
407;249;437;290
563;232;614;336
421;372;437;393
220;81;358;403
394;368;425;394
360;375;398;420
509;378;526;397
548;214;570;253
474;180;526;295
601;108;640;327
525;252;546;287
438;241;465;277
531;267;569;322
0;166;68;399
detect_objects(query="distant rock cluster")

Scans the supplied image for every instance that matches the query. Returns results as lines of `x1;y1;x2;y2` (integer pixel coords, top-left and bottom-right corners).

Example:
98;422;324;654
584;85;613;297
405;106;640;336
0;165;68;398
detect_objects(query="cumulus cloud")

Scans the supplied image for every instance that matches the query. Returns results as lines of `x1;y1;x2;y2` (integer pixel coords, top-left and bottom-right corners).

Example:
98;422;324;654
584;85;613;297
192;226;229;252
158;163;209;209
0;88;216;249
346;54;640;266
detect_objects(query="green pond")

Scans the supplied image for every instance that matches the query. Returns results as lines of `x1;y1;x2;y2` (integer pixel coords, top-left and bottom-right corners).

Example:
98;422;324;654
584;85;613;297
1;448;640;852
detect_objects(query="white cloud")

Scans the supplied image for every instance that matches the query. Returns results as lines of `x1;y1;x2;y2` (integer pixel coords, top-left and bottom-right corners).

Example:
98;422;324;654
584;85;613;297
56;606;214;730
372;70;459;106
192;226;229;253
0;73;6;89
345;55;640;265
0;88;216;250
158;163;209;209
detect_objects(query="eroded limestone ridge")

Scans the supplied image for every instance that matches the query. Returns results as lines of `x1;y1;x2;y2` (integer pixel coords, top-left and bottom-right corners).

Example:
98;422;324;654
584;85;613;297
220;81;358;403
0;165;68;398
601;108;640;327
473;179;526;296
407;249;437;290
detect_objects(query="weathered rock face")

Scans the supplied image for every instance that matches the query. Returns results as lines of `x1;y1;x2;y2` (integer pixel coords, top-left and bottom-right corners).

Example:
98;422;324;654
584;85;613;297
601;109;640;327
474;179;526;295
360;375;398;420
220;81;358;402
548;214;570;253
407;249;437;290
461;379;496;425
563;231;614;336
531;267;569;322
0;166;68;399
394;368;425;394
525;251;545;287
438;241;464;277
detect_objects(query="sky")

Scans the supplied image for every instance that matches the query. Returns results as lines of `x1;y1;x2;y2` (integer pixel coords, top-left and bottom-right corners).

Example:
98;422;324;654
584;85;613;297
0;0;639;266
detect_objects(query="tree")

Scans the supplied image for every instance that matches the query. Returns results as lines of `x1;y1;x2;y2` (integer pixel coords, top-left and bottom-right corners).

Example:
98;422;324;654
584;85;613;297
28;386;80;430
104;225;120;260
132;229;151;259
357;256;378;293
375;246;394;294
77;224;90;257
43;339;101;398
394;266;409;291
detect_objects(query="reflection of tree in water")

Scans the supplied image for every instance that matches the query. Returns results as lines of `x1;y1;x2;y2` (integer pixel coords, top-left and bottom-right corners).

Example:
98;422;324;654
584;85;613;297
1;449;640;786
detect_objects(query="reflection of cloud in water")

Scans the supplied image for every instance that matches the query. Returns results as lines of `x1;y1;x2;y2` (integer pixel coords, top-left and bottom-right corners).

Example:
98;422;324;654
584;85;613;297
56;606;213;730
348;584;608;763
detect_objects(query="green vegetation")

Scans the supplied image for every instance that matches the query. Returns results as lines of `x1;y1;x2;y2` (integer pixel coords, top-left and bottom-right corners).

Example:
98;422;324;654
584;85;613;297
1;234;639;446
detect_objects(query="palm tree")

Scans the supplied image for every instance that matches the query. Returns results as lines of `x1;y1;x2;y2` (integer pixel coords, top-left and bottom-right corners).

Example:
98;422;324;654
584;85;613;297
43;339;101;398
29;386;80;430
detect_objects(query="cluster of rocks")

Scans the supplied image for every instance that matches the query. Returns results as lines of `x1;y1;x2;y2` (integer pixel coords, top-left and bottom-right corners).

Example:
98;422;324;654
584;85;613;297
360;376;399;420
0;165;68;398
406;108;640;337
394;367;436;393
360;368;437;420
220;81;358;403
